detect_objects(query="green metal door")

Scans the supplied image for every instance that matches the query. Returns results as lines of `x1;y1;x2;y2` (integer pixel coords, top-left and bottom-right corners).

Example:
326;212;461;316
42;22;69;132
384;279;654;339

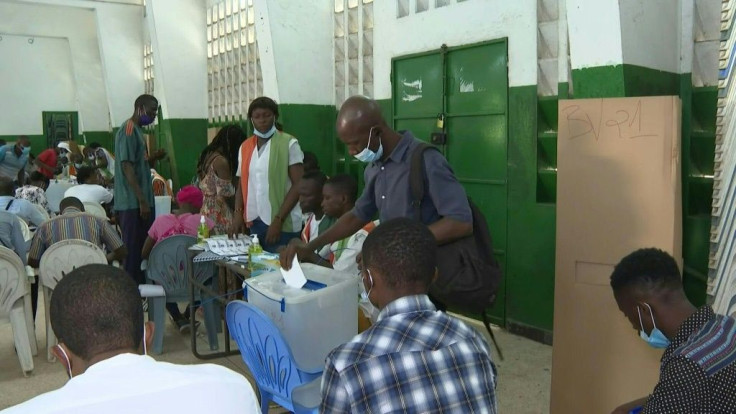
392;40;509;324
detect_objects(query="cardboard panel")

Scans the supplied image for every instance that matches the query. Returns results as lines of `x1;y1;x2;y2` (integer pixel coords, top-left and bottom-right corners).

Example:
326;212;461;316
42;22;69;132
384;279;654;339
550;96;682;413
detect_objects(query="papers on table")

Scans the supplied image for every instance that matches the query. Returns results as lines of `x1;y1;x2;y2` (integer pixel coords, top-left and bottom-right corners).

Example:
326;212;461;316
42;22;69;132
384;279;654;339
280;256;307;289
205;238;249;256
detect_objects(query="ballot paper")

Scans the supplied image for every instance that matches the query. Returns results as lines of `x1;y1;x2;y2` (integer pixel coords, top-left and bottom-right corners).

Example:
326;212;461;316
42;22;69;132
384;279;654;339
205;238;249;256
280;256;307;288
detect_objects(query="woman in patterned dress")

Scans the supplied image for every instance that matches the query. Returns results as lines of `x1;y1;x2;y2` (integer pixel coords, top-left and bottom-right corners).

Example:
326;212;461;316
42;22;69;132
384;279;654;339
196;125;245;235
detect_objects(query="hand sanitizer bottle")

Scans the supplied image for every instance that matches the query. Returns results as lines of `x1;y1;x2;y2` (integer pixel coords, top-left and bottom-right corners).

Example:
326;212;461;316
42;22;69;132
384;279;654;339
197;215;209;243
248;234;262;272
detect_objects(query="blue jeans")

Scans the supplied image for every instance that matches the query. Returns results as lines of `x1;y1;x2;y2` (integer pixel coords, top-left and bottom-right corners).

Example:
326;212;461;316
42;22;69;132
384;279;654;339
250;218;300;253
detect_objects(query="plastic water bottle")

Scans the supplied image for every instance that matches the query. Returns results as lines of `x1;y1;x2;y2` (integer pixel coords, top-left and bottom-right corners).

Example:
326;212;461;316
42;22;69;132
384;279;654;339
197;215;209;243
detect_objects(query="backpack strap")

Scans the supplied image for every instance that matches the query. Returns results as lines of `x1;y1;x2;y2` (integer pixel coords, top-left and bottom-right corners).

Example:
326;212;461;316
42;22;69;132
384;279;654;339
410;142;436;222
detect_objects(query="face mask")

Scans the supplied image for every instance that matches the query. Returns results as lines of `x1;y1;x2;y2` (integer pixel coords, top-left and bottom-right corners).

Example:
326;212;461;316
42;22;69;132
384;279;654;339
252;121;277;139
354;126;383;163
638;303;670;349
21;146;31;156
360;269;374;301
56;344;73;379
74;163;83;169
138;108;155;126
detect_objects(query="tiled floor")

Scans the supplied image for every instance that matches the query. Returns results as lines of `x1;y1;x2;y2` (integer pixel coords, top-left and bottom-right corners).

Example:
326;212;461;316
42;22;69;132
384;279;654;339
0;301;552;413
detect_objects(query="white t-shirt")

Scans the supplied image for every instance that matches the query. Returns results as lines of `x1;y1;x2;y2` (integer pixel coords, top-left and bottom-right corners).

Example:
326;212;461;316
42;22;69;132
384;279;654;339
236;138;303;226
308;214;332;259
64;184;114;205
330;220;378;275
1;353;260;414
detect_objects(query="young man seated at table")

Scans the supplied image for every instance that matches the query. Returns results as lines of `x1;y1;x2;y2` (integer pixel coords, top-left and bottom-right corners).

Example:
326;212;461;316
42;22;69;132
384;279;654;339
141;185;213;332
292;174;375;276
295;171;335;259
610;248;736;414
0;264;259;414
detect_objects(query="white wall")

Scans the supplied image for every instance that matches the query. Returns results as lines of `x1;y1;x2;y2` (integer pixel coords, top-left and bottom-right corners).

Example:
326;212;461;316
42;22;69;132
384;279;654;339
11;0;145;128
0;1;110;131
0;35;78;135
619;0;680;73
147;0;208;119
94;3;144;126
255;0;334;105
372;0;537;99
566;0;623;69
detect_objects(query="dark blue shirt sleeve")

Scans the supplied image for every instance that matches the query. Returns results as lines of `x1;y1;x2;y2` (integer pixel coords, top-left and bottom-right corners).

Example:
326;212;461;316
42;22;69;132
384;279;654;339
352;169;378;222
424;150;472;223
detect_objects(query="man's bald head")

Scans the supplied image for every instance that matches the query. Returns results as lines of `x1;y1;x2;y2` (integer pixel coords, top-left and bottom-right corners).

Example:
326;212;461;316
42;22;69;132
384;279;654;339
337;96;391;157
337;96;384;132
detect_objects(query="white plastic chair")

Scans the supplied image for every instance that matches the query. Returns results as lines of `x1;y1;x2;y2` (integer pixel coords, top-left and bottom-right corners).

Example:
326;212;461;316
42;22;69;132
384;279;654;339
16;218;31;242
39;239;107;361
0;246;37;376
82;201;107;219
154;196;171;219
34;204;51;222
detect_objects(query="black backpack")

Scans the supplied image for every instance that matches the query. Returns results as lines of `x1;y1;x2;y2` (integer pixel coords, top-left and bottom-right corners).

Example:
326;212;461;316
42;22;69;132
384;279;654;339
411;142;504;357
410;142;502;311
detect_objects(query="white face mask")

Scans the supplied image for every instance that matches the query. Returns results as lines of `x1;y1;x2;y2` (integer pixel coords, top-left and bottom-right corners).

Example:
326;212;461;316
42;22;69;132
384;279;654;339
361;269;374;301
142;323;147;355
56;344;73;379
253;120;277;139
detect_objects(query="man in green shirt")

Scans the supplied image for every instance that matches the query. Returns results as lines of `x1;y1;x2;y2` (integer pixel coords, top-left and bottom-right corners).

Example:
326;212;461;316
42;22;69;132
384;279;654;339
114;94;157;284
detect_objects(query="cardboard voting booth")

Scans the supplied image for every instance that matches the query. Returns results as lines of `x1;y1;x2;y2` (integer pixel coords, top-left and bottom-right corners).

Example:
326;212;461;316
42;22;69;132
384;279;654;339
550;96;682;413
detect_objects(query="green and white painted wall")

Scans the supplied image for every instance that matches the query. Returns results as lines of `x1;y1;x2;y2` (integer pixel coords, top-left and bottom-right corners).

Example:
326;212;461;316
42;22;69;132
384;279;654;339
0;0;719;342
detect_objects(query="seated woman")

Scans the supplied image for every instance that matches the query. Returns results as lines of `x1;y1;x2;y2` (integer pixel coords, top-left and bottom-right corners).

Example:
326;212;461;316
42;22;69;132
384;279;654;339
85;142;115;186
141;185;214;332
15;171;52;216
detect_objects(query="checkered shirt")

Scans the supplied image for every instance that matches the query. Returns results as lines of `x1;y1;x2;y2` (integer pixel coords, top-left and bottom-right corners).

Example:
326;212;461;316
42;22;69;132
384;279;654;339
320;294;497;414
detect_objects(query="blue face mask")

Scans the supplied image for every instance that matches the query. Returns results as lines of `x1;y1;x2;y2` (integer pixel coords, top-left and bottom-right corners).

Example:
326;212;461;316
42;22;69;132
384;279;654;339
21;146;31;156
138;108;155;126
354;126;383;163
253;121;277;139
638;303;670;349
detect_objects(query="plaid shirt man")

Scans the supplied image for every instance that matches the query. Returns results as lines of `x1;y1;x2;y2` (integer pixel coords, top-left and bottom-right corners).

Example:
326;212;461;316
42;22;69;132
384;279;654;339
28;206;123;263
320;294;497;413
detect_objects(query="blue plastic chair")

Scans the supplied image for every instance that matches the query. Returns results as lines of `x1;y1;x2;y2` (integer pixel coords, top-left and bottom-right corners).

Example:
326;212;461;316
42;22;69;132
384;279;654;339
146;235;219;353
226;300;322;414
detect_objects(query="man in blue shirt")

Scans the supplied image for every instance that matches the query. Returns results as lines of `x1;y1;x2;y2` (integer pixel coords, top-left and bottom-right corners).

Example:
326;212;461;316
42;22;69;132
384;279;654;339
0;136;31;184
281;96;472;269
114;94;157;284
320;218;497;413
